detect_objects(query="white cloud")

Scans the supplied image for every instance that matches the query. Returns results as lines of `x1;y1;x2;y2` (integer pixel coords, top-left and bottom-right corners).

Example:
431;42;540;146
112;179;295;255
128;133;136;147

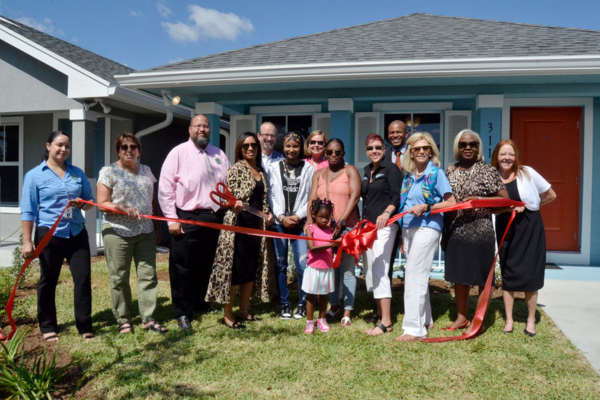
16;16;64;36
169;57;183;64
71;37;79;43
157;3;173;18
162;5;253;42
130;10;143;17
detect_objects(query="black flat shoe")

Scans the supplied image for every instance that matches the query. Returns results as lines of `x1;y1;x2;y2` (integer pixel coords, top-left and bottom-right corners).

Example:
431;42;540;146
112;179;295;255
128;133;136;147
524;329;536;337
176;316;192;331
222;319;246;329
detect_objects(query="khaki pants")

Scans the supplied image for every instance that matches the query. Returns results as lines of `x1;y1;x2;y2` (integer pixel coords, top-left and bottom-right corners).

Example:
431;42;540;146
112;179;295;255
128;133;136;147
103;225;158;324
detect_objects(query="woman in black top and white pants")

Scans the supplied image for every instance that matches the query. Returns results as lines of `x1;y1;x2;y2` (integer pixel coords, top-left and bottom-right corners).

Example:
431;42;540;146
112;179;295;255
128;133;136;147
361;134;402;335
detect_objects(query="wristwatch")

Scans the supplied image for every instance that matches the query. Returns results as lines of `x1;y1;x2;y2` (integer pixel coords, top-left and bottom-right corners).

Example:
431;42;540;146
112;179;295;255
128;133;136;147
338;219;346;228
426;204;432;213
278;214;285;222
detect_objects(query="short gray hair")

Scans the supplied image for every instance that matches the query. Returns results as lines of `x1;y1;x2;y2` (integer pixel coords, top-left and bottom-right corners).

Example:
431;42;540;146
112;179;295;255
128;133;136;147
453;129;484;161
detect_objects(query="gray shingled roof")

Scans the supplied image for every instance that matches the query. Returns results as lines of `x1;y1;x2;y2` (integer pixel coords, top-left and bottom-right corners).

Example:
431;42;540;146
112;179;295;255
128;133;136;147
144;13;600;73
0;15;134;84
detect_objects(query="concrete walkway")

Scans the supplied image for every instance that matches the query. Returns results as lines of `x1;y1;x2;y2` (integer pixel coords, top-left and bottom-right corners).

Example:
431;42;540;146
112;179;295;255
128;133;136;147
539;266;600;375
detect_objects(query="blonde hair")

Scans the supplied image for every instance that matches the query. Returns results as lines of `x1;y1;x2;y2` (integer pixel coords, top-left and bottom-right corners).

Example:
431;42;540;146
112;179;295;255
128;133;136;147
401;132;441;174
453;129;483;161
304;130;328;156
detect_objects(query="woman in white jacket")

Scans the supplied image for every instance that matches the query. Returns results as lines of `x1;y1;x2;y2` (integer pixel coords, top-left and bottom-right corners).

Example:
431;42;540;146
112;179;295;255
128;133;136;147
269;132;315;320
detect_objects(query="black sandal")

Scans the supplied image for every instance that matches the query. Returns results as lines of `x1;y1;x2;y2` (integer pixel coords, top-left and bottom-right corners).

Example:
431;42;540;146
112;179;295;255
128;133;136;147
145;321;168;334
221;319;246;329
237;315;260;322
374;322;393;334
118;322;133;334
365;313;382;324
43;333;59;342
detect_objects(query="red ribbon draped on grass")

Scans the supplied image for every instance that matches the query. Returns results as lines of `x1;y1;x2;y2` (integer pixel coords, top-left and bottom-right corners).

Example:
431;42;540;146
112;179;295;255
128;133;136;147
1;197;523;342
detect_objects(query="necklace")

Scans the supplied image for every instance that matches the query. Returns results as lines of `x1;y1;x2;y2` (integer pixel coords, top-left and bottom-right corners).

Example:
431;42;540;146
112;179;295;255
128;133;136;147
284;161;298;180
328;165;343;180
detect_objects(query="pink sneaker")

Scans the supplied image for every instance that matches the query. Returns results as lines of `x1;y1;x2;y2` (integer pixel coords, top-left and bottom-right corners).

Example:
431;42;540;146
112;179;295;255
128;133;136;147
305;320;315;334
317;318;330;332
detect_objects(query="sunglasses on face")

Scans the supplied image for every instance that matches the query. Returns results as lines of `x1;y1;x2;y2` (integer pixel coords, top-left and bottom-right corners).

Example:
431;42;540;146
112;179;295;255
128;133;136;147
459;141;479;149
366;145;384;151
325;149;343;156
411;145;431;153
242;143;259;150
309;140;325;146
120;144;139;151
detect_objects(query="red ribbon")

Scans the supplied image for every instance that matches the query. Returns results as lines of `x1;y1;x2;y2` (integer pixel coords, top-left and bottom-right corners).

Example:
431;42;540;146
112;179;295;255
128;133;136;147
2;197;523;341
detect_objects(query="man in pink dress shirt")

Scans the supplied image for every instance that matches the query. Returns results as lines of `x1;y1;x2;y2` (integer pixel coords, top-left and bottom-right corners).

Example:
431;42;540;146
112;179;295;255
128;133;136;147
158;114;231;330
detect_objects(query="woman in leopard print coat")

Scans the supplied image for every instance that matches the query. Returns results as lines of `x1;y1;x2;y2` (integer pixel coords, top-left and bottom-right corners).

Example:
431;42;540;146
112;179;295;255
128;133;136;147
206;133;273;328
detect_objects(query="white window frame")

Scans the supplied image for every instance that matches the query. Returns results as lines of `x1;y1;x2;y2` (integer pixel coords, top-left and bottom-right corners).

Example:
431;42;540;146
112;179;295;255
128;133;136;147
0;116;24;213
502;97;593;266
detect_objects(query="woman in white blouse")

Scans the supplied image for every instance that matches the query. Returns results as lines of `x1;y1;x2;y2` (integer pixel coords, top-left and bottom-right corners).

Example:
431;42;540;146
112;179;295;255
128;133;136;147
491;140;556;337
97;133;166;334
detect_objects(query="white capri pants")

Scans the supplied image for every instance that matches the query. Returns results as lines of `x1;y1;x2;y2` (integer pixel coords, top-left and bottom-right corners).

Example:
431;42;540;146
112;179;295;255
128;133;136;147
363;223;398;299
402;226;440;337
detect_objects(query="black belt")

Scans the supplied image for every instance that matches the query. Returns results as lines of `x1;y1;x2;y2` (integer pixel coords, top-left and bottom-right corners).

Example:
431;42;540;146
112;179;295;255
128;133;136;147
178;208;222;215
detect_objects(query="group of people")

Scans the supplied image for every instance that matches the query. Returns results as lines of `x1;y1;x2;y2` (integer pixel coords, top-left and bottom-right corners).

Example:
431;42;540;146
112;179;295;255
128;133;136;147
20;113;556;342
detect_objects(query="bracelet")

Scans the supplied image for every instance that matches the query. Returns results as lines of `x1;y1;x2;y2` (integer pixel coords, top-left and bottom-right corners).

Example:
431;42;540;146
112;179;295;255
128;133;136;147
23;241;32;244
384;210;391;215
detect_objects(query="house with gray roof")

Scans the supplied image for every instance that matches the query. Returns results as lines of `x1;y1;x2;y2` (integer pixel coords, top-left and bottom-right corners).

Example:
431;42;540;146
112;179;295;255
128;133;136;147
0;15;193;255
117;13;600;266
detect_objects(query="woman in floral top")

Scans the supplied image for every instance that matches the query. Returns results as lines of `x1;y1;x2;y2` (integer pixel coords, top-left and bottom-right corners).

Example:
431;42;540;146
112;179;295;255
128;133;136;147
97;133;166;334
442;129;508;334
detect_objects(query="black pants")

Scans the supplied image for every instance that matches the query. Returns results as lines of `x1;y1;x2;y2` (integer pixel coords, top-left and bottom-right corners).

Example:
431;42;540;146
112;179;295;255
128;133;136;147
169;209;222;319
35;227;92;335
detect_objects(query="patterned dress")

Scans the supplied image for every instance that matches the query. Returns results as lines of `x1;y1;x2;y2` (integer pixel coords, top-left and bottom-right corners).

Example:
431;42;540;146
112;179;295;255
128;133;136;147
205;161;270;304
442;160;505;286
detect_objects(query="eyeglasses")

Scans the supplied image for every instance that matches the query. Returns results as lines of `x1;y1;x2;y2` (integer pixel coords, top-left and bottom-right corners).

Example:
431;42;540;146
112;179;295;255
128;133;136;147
366;146;384;151
325;150;343;156
459;141;479;149
190;124;210;130
242;143;259;150
309;140;325;146
120;144;139;151
259;133;276;139
411;146;431;153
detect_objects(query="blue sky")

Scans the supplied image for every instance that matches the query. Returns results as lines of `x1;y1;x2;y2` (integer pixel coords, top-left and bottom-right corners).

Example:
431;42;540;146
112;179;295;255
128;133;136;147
1;0;600;71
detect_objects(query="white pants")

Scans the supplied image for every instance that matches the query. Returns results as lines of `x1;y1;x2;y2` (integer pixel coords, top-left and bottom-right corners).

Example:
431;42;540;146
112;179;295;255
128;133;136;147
402;226;440;337
363;224;398;299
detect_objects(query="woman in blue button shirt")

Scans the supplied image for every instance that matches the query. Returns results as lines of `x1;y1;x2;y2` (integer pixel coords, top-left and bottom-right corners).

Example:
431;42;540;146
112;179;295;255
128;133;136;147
21;131;95;342
396;133;456;342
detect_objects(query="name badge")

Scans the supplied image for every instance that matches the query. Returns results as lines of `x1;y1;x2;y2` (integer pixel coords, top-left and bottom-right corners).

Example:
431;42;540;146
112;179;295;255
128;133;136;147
64;207;73;219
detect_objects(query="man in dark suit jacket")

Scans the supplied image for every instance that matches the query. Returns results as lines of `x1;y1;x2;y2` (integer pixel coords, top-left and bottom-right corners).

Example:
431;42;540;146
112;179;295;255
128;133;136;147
384;120;409;289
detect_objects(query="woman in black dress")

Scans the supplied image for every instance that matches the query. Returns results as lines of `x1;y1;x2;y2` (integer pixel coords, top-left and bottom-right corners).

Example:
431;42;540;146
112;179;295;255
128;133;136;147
491;140;556;337
442;129;508;334
206;133;274;329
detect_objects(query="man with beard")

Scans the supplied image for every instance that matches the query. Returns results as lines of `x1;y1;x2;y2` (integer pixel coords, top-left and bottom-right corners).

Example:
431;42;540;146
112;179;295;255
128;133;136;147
384;120;408;292
158;114;231;330
257;122;284;306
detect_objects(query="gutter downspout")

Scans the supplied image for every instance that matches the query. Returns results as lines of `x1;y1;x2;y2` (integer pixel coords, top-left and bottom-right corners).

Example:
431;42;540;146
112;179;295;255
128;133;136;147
135;110;174;140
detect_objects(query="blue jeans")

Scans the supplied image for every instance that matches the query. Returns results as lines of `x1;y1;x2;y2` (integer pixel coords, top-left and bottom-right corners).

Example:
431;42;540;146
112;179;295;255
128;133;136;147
328;251;356;310
273;224;308;306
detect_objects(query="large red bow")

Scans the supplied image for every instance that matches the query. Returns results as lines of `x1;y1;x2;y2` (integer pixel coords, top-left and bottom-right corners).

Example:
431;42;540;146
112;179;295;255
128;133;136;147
333;219;378;269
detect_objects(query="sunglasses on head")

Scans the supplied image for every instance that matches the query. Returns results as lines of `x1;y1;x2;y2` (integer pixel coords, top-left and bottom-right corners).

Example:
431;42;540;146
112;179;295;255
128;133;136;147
325;149;343;156
411;145;431;152
366;145;384;151
242;143;259;150
459;141;479;149
120;144;138;151
309;140;325;146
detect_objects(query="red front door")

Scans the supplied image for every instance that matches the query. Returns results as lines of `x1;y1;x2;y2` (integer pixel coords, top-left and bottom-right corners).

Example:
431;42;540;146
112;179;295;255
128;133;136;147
511;107;581;251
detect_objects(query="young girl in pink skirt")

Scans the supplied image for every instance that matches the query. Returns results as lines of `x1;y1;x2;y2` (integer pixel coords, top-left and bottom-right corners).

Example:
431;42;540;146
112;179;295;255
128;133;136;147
302;198;341;334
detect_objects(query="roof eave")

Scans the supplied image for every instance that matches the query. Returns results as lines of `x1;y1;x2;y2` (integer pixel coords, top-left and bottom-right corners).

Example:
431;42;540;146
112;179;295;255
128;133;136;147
115;55;600;89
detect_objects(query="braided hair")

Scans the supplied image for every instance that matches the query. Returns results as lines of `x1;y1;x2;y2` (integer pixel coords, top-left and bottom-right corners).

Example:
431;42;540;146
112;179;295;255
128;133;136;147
310;198;334;220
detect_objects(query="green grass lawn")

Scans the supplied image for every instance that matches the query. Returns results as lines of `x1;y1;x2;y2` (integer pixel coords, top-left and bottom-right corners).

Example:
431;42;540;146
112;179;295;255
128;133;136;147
10;260;600;399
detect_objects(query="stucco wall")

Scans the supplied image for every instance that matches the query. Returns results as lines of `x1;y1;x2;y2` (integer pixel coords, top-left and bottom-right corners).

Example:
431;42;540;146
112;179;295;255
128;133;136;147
23;114;53;172
0;40;80;113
